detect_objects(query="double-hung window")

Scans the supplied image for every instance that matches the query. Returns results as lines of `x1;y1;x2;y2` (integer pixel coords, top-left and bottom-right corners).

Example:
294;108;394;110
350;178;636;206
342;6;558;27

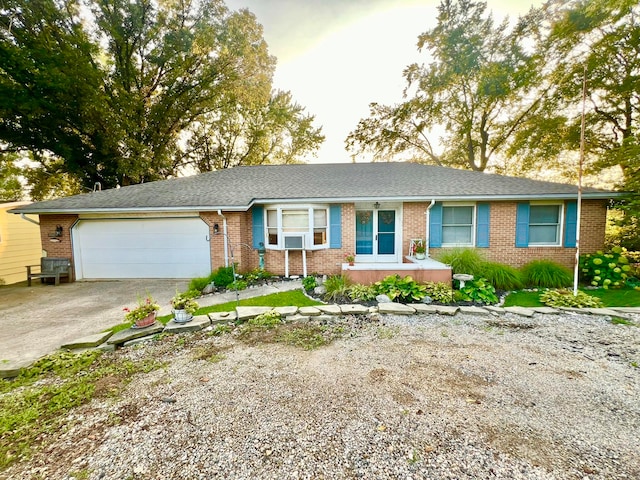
265;206;329;249
442;205;475;246
529;204;561;245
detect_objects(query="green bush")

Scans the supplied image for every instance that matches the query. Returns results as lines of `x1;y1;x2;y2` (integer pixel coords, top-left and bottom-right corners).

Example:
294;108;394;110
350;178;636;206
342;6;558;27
480;261;524;291
302;276;317;291
458;278;498;305
229;279;248;291
348;283;377;302
244;269;273;284
324;274;350;302
211;266;236;288
580;247;635;289
423;281;454;303
521;260;573;288
539;289;604;308
374;274;427;303
436;248;485;275
188;275;212;292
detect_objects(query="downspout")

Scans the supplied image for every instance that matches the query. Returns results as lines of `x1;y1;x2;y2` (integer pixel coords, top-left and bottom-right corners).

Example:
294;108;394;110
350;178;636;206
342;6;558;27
217;210;229;267
425;199;435;258
20;213;40;226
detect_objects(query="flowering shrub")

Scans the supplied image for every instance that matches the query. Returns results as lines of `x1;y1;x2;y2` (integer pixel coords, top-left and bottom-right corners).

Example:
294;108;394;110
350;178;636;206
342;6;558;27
123;294;160;323
580;247;634;289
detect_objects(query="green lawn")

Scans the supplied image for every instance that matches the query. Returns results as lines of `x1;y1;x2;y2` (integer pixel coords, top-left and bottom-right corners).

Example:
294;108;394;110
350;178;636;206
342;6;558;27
503;287;640;308
156;290;321;323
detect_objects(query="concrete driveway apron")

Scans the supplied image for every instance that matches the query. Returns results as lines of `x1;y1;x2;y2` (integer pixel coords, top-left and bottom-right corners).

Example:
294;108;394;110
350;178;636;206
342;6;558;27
0;279;189;367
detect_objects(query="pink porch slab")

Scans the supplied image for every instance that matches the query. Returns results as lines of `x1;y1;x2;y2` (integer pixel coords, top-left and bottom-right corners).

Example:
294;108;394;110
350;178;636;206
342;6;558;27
342;257;452;285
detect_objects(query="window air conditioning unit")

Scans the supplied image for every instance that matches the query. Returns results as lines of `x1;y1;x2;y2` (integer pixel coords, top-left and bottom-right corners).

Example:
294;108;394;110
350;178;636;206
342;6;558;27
284;235;305;250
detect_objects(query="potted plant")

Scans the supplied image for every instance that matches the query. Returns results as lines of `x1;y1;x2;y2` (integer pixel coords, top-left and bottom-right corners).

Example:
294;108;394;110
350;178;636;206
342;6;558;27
344;253;355;266
124;294;160;328
414;242;426;260
170;290;200;323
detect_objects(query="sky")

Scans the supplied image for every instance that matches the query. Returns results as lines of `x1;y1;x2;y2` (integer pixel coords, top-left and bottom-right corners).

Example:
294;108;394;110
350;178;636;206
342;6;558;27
225;0;545;164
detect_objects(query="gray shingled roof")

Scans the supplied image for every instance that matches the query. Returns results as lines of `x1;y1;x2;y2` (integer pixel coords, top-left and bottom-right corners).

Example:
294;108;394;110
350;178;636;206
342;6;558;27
11;163;617;214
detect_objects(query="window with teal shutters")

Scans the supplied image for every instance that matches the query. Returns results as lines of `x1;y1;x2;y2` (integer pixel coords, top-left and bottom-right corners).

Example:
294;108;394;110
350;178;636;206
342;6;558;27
476;203;490;248
252;206;264;248
515;203;530;247
429;202;443;248
564;200;577;247
329;204;342;248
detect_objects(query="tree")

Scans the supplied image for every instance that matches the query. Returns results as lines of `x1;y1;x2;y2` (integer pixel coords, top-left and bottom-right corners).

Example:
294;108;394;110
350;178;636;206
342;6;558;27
0;0;323;194
346;0;548;172
510;0;639;247
0;153;24;201
182;90;324;172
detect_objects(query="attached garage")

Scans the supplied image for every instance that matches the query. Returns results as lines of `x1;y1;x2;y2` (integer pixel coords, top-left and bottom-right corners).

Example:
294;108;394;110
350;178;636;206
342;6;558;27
72;217;211;279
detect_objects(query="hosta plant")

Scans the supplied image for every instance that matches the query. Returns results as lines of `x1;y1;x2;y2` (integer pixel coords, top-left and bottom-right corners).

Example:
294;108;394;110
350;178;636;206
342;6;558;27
374;274;427;303
580;247;634;289
423;281;454;303
539;289;604;308
348;283;377;302
458;278;498;305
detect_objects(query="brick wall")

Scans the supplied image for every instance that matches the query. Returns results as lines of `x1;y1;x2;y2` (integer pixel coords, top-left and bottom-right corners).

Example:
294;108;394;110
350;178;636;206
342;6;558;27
426;200;608;269
38;214;78;277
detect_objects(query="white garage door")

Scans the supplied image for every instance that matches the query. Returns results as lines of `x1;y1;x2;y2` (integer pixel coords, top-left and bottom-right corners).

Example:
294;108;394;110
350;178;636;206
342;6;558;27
72;218;211;279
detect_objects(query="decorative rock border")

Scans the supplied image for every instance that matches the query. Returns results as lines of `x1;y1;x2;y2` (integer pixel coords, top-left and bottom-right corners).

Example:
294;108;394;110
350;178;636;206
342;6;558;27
1;304;639;378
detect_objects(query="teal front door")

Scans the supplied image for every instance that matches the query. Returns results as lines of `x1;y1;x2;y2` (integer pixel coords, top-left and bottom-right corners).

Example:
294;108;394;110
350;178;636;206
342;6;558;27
355;209;398;262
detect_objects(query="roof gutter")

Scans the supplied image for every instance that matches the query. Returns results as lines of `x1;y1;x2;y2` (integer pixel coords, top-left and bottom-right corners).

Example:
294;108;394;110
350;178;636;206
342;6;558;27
20;213;40;226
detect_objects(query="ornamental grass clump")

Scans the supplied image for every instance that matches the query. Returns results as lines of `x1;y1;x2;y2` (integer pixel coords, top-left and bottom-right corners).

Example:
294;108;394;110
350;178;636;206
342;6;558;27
580;247;635;289
521;260;573;288
539;289;604;308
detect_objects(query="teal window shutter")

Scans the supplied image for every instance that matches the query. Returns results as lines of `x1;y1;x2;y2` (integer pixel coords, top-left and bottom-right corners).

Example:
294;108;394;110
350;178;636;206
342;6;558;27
476;203;490;248
329;205;342;248
252;206;264;248
515;203;530;248
564;200;577;247
429;202;443;248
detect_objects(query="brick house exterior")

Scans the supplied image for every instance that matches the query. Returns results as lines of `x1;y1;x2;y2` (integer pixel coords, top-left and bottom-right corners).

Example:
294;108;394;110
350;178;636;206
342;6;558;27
12;163;616;282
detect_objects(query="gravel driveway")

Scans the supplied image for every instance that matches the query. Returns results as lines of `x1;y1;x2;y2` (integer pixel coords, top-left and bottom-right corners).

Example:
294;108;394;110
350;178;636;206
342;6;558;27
0;279;189;365
2;310;638;479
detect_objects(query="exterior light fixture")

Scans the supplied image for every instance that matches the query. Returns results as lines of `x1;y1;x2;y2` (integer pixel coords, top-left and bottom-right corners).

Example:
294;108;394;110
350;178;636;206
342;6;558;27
374;202;380;209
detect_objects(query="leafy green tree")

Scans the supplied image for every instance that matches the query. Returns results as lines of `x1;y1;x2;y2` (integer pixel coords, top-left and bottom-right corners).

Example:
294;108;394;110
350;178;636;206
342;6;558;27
346;0;548;172
511;0;639;247
183;90;324;171
0;0;322;194
0;153;24;201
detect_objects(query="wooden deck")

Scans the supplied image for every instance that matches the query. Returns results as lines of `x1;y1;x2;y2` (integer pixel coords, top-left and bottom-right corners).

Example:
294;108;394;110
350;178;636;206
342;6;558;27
342;256;452;285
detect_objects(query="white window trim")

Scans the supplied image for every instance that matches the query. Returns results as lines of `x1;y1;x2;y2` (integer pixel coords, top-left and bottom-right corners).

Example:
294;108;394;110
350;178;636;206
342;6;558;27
441;203;476;247
264;204;330;251
528;202;564;247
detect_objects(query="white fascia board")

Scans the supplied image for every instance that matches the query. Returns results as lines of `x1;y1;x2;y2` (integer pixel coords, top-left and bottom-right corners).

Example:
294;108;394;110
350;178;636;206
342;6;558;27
9;205;251;215
251;192;619;205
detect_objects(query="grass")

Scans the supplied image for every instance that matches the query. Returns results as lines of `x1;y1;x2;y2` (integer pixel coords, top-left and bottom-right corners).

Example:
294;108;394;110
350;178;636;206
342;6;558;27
141;290;321;326
503;286;640;308
0;350;164;469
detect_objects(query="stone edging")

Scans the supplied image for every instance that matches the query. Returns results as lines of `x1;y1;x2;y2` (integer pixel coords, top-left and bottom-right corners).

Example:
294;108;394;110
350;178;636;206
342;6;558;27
2;303;638;378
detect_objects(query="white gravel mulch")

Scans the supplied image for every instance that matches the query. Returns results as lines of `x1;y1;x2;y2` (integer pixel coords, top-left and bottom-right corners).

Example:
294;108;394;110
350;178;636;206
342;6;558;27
3;311;639;480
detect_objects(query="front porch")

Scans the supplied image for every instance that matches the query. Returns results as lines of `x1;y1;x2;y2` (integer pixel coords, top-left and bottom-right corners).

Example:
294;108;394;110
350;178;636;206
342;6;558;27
341;256;452;285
